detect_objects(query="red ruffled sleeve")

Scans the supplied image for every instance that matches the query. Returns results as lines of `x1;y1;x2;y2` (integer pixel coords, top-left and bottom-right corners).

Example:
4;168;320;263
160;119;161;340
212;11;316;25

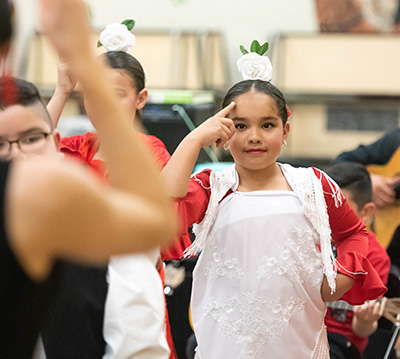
313;168;387;304
60;132;106;178
168;170;212;258
336;252;387;304
60;132;98;162
175;170;212;234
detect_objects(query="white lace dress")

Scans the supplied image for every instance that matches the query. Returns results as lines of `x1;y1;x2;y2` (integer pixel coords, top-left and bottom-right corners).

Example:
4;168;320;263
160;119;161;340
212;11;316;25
191;190;329;359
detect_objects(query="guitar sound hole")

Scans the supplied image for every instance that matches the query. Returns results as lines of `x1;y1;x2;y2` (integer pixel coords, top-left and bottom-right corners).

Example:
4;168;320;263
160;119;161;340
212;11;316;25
331;308;348;323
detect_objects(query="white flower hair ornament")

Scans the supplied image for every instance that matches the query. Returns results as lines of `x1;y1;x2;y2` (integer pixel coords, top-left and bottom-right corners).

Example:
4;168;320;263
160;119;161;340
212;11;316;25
237;40;272;81
98;19;136;53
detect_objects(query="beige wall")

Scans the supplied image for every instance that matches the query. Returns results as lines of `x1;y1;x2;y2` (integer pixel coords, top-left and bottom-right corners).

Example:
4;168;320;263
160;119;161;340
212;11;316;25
285;104;398;159
12;0;317;83
11;1;400;162
273;34;400;95
273;34;400;159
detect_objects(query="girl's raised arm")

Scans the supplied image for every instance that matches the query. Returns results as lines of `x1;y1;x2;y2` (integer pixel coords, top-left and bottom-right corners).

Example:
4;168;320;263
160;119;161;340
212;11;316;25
162;102;235;198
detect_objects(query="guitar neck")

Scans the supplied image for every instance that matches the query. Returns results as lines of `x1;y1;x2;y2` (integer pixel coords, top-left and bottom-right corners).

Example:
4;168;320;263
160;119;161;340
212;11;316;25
327;300;354;311
327;297;383;312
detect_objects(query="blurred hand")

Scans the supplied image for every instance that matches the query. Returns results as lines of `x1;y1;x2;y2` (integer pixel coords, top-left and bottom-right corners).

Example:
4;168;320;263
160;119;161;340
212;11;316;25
38;0;92;63
56;61;77;96
371;174;398;208
352;300;381;337
353;300;381;323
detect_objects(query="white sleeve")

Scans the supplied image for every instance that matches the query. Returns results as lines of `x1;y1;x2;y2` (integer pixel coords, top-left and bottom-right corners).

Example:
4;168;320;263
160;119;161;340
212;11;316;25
102;250;170;359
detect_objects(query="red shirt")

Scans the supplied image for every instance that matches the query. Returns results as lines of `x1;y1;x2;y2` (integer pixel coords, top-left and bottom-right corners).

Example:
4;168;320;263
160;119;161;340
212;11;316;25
325;231;391;353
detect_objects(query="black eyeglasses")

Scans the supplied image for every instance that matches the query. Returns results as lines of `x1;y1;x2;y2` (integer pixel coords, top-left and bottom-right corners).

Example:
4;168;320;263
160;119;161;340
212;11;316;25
0;132;53;158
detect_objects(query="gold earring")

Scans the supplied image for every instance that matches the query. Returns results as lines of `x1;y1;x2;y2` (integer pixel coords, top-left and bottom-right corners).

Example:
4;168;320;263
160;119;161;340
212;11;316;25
281;141;287;149
223;143;230;151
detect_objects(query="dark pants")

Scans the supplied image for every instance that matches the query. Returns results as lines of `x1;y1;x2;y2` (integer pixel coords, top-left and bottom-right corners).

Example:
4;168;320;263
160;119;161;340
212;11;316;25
362;328;396;359
328;332;361;359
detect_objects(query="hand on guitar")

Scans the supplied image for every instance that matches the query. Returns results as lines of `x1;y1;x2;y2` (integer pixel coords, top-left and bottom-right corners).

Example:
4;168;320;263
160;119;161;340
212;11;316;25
371;174;400;208
352;300;381;337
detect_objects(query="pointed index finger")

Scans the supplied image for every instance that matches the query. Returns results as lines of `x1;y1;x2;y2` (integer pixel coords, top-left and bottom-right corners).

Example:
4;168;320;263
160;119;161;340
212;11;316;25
215;101;235;118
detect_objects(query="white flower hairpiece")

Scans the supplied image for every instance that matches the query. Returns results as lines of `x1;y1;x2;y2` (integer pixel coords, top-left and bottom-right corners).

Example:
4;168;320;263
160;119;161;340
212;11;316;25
237;40;272;81
98;19;136;53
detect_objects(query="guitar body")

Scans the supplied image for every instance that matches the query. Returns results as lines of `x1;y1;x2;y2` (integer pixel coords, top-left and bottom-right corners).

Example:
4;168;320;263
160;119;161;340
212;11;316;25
367;148;400;248
372;207;400;248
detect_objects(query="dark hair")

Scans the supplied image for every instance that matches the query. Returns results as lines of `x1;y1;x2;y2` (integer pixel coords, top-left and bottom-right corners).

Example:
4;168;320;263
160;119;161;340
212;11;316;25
0;0;13;48
325;162;372;209
222;80;289;125
0;77;53;128
102;51;145;93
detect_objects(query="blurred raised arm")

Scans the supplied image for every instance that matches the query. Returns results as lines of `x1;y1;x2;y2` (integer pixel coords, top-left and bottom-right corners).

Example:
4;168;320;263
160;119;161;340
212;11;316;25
4;0;178;279
46;61;77;128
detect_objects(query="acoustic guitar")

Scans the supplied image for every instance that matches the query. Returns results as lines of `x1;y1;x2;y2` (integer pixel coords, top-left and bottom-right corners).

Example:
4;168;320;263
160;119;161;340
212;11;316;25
327;297;400;324
367;147;400;248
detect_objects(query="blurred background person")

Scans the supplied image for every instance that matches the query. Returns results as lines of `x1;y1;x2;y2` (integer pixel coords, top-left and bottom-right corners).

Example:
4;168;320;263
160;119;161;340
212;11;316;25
324;162;391;359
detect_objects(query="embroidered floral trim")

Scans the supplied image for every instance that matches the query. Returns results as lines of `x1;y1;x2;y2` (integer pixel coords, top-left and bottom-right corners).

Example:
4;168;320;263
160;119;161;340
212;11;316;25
204;293;305;357
202;244;245;279
256;224;321;287
204;251;245;280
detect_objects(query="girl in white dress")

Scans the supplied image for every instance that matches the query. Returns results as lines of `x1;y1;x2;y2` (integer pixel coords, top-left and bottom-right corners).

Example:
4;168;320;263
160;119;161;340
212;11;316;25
162;43;386;359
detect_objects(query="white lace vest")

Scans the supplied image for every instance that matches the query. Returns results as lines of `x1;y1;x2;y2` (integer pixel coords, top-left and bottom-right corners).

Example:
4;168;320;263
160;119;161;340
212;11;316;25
185;164;341;292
